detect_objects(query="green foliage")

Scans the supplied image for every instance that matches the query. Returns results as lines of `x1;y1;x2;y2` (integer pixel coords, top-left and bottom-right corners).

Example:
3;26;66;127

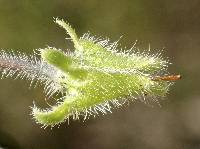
0;18;173;127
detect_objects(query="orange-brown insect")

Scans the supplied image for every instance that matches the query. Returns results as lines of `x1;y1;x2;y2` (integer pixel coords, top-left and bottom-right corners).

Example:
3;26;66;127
152;74;182;81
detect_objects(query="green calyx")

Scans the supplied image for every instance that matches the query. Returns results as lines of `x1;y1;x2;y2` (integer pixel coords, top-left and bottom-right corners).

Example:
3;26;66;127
32;18;172;127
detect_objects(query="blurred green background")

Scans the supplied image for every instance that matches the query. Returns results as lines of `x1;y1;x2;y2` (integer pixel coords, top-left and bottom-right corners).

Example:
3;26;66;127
0;0;199;148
